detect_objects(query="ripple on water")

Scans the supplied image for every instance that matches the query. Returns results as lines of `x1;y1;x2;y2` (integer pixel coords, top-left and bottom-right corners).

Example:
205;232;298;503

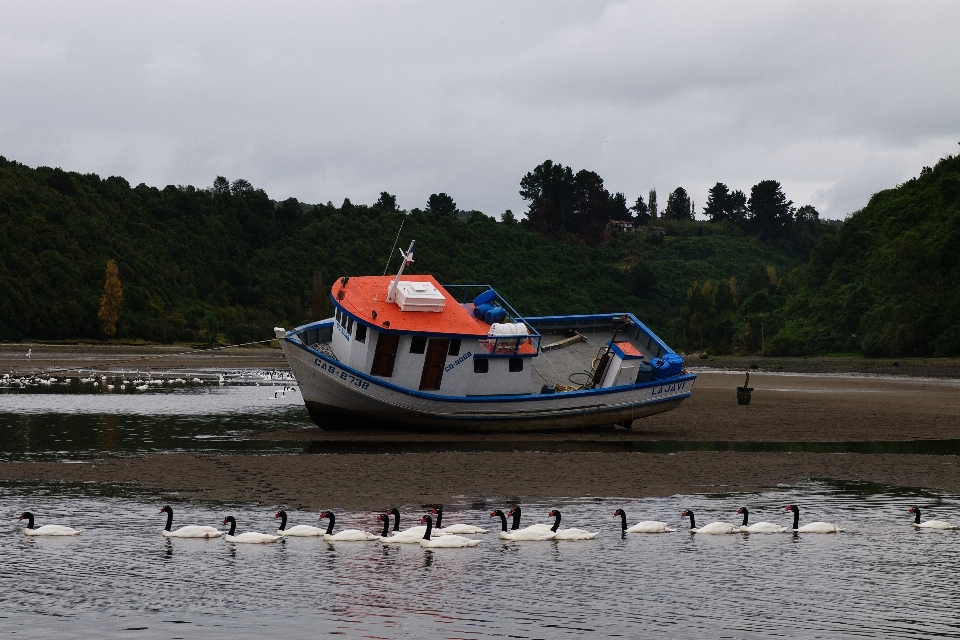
3;481;960;638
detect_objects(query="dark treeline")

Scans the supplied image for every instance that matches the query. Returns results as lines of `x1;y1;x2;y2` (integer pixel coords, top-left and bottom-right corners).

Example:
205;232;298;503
677;153;960;357
0;156;796;347
4;152;958;358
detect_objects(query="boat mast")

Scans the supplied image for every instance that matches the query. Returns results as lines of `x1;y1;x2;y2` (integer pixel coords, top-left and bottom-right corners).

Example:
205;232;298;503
385;240;415;304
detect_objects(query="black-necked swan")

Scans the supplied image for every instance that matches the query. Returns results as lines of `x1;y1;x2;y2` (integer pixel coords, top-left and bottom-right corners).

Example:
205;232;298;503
381;508;432;542
18;512;83;536
681;510;735;534
431;507;489;534
222;516;280;544
274;510;323;537
490;509;556;541
908;506;957;529
159;505;223;538
547;510;599;540
507;505;553;533
785;505;841;533
614;508;675;533
737;507;786;533
419;515;481;548
320;511;378;541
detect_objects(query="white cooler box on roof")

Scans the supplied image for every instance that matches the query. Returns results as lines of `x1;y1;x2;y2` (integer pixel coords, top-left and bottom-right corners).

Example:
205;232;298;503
392;280;447;312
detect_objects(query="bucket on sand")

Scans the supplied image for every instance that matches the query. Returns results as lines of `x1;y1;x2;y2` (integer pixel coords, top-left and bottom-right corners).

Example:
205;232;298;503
737;372;753;405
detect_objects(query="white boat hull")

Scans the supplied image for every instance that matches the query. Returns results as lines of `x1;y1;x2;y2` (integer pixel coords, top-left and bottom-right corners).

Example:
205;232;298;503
280;336;695;432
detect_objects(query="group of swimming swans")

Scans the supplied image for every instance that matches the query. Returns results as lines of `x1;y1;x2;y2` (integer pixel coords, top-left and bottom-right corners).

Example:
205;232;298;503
16;504;958;541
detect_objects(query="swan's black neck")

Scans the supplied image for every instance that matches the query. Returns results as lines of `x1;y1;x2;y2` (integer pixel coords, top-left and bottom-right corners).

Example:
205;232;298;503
616;510;627;531
162;507;173;532
422;515;433;540
550;511;562;533
740;508;749;527
434;508;443;529
791;507;800;530
913;507;921;524
493;511;508;532
324;512;335;535
379;516;389;538
225;516;237;536
277;511;287;531
390;509;400;532
21;512;35;529
685;511;696;529
510;507;521;530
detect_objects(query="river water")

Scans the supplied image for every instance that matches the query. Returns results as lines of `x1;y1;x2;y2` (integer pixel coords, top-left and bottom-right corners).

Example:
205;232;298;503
3;379;960;638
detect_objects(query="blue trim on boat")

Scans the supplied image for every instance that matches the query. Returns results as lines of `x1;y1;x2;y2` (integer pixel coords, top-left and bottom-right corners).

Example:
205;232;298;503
285;333;695;405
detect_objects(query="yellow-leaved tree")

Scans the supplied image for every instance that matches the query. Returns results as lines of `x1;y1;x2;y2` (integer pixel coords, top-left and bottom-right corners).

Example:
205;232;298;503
98;259;123;336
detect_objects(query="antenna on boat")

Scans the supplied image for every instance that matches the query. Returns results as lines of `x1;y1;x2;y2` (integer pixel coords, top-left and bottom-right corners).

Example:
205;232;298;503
373;220;405;303
385;240;415;304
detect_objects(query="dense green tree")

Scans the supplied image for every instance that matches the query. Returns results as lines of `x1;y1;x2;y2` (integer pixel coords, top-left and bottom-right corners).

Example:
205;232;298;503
648;189;658;221
704;182;731;222
631;195;650;224
500;209;516;224
664;187;692;221
608;192;630;220
374;191;398;211
747;180;794;239
426;192;457;216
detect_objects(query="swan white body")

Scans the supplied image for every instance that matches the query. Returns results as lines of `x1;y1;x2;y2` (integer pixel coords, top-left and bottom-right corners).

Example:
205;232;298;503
222;516;280;543
419;515;481;548
681;510;735;535
163;525;224;539
278;525;325;537
786;505;842;533
226;531;280;544
547;510;599;540
273;511;324;536
159;506;223;538
740;522;787;533
490;510;557;541
915;520;957;530
736;508;786;533
421;534;481;548
380;527;431;543
320;511;378;542
431;508;489;535
909;507;957;529
614;509;675;533
24;525;83;537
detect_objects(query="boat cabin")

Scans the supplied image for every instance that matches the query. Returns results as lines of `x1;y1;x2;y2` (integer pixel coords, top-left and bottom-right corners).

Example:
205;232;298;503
323;275;541;396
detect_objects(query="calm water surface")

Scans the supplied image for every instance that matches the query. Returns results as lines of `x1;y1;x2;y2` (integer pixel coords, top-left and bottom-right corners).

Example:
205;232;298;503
3;381;960;638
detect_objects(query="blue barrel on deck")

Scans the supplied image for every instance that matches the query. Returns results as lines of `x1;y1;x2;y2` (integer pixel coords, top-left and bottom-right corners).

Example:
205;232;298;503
473;290;497;306
650;357;670;380
473;303;495;319
635;360;654;383
484;307;507;324
665;353;684;376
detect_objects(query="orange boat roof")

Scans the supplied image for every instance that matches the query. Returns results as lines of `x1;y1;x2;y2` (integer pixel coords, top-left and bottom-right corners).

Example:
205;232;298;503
332;275;491;337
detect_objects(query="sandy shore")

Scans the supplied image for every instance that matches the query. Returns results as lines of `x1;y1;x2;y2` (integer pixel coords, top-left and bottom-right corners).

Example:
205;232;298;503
0;343;288;376
2;356;960;507
2;451;960;511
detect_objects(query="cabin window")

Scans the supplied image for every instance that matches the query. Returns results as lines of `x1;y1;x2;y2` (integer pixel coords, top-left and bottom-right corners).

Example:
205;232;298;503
347;317;354;334
371;333;400;377
410;336;427;354
509;358;523;372
448;339;461;356
474;358;488;373
335;309;341;325
355;324;367;343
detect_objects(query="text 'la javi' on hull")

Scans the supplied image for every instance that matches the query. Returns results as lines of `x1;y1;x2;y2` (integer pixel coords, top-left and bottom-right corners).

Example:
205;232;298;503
275;241;694;432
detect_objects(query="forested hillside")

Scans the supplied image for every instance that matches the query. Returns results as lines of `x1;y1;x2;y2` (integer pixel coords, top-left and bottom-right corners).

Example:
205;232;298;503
0;156;804;346
766;154;960;357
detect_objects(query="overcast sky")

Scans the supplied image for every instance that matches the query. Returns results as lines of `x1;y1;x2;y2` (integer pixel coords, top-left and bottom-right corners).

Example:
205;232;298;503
2;1;958;219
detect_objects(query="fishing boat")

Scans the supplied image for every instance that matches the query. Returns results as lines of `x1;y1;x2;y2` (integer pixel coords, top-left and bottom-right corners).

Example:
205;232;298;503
275;242;694;431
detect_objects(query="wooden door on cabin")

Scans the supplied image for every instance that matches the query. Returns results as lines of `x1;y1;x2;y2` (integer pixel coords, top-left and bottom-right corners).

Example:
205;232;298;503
371;333;400;377
419;338;450;390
